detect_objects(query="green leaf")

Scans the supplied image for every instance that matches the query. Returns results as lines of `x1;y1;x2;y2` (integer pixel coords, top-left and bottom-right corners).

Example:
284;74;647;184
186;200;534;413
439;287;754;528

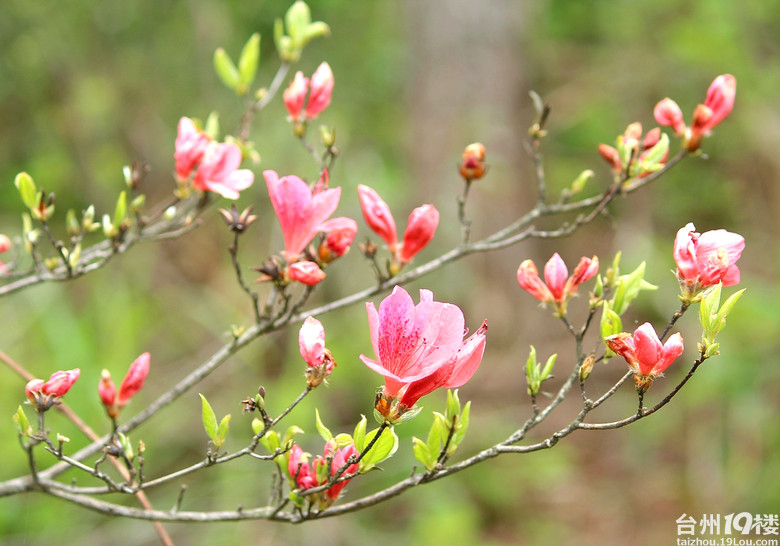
638;133;669;172
259;430;280;453
445;389;461;421
353;415;367;450
204;112;220;140
199;393;217;442
570;169;594;194
412;437;435;471
540;353;557;380
114;191;127;226
427;412;447;457
251;417;264;436
611;262;656;315
14;172;38;210
282;425;304;446
359;426;398;470
314;408;333;442
450;401;471;452
302;21;330;44
214;414;231;447
213;48;240;92
333;433;354;448
285;1;311;48
526;345;537;381
238;33;261;91
13;405;30;437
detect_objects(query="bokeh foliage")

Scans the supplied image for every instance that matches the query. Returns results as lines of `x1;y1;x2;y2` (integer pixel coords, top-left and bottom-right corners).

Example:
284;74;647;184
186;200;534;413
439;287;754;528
1;1;777;544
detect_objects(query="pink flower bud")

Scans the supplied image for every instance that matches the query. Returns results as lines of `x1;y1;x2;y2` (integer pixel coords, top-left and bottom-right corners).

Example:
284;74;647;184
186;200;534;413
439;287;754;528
305;62;334;120
567;255;599;291
174;117;211;180
642;127;662;150
288;261;326;286
703;74;736;131
598;144;621;172
357;184;398;251
322;218;357;259
653;98;686;135
516;259;553;302
42;368;81;397
459;142;487;181
543;253;569;301
399;204;439;263
283;71;309;122
624;122;643;143
118;352;150;406
299;317;326;368
98;369;117;410
25;379;44;404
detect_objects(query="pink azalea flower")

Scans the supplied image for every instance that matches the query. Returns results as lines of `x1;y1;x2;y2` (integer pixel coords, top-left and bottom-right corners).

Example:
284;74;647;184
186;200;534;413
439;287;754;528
99;353;151;418
357;185;398;252
360;286;487;421
193;142;254;199
654;98;686;136
265;170;350;262
174;117;212;180
606;323;684;393
299;316;326;368
517;253;599;315
321;217;358;260
673;222;745;298
26;368;81;411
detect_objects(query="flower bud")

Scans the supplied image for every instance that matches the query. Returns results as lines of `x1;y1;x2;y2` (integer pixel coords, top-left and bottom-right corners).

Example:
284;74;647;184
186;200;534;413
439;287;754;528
653;98;686;135
459;142;487;181
99;369;117;412
118;352;150;406
399;204;439;263
357;185;398;251
305;62;333;119
288;261;326;285
283;71;309;122
598;144;621;172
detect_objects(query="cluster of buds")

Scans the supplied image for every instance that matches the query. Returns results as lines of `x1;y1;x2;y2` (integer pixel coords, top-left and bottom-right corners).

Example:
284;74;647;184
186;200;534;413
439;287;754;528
357;185;439;277
25;369;81;413
654;74;736;152
174;117;254;199
459;142;487;183
283;62;334;135
98;353;151;420
598;123;669;180
287;441;359;508
298;316;336;388
605;323;684;394
517;253;599;316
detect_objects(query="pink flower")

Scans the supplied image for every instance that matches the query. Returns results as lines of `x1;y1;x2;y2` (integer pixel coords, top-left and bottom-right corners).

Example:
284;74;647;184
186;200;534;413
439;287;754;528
26;368;81;411
517;253;599;315
192;142;254;199
699;74;736;133
360;286;487;421
0;234;10;275
305;62;334;120
174;117;212;180
283;63;334;123
606;323;684;393
287;442;359;505
99;353;151;418
320;217;358;262
399;205;439;263
357;185;440;268
288;261;326;286
265;170;350;262
283;72;309;122
673;222;745;298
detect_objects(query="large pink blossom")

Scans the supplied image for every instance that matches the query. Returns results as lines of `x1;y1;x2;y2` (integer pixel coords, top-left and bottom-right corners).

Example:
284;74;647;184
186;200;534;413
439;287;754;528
606;323;684;392
265;170;351;262
673;222;745;296
192;142;254;199
360;286;487;418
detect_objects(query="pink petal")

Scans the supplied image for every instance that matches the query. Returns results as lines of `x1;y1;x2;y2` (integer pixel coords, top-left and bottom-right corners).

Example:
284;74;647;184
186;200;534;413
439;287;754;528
633;323;663;376
299;316;326;368
543;253;568;301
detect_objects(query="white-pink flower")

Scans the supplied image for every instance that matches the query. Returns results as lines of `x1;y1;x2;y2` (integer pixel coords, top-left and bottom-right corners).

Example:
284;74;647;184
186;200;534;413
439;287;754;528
193;142;254;199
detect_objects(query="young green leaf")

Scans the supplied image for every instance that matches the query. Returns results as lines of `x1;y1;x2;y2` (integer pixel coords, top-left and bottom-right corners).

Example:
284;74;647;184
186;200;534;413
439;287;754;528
412;437;435;471
359;426;398;470
315;408;333;442
213;48;240;92
14;172;38;210
238;33;261;92
199;393;218;442
353;414;367;450
214;414;231;448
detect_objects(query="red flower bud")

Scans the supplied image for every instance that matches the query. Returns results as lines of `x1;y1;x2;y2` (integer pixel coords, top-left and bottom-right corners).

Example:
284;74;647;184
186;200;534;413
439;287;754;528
459;142;487;181
118;352;150;406
305;62;334;120
399;204;439;263
357;185;398;252
288;261;326;286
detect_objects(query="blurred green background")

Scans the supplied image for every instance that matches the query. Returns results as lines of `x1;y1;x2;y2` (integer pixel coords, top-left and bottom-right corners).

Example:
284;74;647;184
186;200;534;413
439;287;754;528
1;0;777;544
